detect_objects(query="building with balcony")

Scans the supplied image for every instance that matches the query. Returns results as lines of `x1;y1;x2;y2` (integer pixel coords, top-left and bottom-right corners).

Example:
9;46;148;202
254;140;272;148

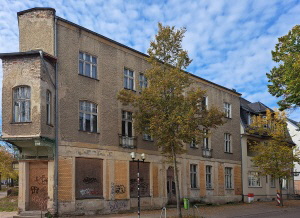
0;7;242;216
240;98;294;202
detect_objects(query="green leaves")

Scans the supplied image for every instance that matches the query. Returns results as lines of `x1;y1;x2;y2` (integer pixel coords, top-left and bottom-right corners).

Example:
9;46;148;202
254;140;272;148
0;146;18;179
118;23;224;156
267;25;300;110
248;110;300;179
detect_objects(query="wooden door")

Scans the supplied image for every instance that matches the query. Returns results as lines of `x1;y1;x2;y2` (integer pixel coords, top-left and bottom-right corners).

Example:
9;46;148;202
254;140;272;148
167;167;176;205
29;162;48;210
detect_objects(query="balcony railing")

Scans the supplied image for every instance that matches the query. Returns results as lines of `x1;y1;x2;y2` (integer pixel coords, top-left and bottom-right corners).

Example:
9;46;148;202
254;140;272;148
202;147;213;158
119;135;137;148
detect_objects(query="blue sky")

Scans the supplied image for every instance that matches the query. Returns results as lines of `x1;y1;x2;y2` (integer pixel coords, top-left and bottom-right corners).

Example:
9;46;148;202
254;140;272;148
1;0;300;120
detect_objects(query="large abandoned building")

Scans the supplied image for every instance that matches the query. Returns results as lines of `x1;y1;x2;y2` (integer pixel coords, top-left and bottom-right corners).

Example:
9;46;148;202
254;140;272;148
0;7;243;216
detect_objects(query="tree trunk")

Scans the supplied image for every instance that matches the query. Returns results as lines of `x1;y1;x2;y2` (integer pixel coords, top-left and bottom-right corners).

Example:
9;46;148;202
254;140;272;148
279;178;284;207
172;146;182;218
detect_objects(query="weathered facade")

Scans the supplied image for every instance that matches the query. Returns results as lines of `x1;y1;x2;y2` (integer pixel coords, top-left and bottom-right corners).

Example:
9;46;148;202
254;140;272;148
1;8;242;216
240;98;294;202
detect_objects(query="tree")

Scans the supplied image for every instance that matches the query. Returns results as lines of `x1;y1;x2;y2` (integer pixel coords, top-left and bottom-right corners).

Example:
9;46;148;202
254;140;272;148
0;144;18;189
267;25;300;110
118;23;224;217
248;109;300;206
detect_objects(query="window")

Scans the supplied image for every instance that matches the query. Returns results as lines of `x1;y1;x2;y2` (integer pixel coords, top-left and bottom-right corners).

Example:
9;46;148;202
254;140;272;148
206;165;212;189
224;102;231;118
75;158;103;199
13;86;31;122
143;133;153;141
270;175;276;188
203;129;209;149
225;167;233;189
122;111;133;137
282;178;288;189
124;68;134;90
190;164;197;188
46;91;51;125
247;113;252;125
201;96;208;110
248;172;261;187
190;138;197;148
224;133;232;153
130;162;150;197
139;73;148;89
79;101;98;132
79;52;97;79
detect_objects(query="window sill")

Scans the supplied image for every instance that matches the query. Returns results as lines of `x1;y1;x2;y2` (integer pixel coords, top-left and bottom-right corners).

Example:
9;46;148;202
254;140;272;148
206;188;214;190
224;152;233;154
124;88;136;92
78;73;99;81
190;146;199;149
143;139;154;142
78;130;100;134
47;123;54;127
11;121;32;124
224;117;232;119
248;186;262;188
225;188;234;190
190;188;200;190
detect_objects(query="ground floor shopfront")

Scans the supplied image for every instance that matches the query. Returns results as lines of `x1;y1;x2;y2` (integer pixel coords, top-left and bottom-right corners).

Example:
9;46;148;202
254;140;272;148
18;145;242;216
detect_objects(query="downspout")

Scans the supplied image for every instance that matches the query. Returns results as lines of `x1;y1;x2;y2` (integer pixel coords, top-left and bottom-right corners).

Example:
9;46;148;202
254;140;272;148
54;16;59;216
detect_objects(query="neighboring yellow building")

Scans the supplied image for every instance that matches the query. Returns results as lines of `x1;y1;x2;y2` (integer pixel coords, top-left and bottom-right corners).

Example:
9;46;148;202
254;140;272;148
0;8;242;216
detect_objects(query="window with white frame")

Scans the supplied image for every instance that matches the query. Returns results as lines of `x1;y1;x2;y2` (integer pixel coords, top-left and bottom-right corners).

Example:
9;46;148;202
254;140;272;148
201;96;208;110
79;101;98;132
225;167;233;189
247;113;252;125
13;86;31;122
143;130;153;141
248;172;261;187
79;52;97;79
224;133;232;153
190;138;197;148
124;68;134;90
139;73;148;89
270;175;276;188
224;102;231;118
122;111;133;137
203;129;209;149
190;164;197;188
206;165;212;189
46;90;51;125
282;178;288;189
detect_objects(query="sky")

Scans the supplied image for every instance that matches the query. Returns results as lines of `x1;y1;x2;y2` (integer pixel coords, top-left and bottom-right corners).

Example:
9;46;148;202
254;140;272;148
0;0;300;120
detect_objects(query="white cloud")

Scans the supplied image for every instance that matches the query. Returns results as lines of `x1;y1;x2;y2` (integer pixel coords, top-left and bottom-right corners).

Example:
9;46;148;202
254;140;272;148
0;0;300;120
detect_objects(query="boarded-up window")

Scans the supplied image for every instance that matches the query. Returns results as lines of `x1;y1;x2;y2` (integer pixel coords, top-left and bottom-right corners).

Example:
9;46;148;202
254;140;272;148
130;162;150;197
75;158;103;199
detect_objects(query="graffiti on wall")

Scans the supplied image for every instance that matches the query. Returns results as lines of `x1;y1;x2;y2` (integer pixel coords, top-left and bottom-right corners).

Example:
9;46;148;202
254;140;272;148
110;182;127;200
108;200;128;212
80;188;100;196
130;178;149;196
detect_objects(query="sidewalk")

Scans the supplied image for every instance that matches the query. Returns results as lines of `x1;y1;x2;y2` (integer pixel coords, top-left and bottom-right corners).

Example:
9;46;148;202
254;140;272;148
93;200;300;218
1;200;300;218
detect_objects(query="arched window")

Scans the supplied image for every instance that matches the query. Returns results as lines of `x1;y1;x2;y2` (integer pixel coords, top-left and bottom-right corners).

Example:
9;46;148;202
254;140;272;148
13;86;31;122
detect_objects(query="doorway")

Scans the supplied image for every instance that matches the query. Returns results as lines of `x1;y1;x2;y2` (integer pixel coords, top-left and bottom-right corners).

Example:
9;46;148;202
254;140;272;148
167;166;176;204
29;162;48;210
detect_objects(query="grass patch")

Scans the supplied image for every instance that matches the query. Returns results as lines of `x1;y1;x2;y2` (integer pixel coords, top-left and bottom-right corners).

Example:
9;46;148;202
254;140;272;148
0;196;18;212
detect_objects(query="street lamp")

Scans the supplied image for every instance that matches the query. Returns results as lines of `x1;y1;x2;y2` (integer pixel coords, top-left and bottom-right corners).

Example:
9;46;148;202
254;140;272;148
130;152;146;218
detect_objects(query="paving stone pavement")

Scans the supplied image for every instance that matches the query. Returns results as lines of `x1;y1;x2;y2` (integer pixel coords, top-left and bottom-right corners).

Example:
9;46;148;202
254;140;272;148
1;200;300;218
